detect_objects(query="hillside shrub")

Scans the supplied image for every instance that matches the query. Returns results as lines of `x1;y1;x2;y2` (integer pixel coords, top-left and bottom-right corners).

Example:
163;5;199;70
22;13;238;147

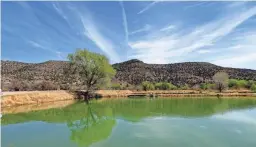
228;79;239;88
237;80;248;88
142;81;155;91
154;82;177;90
179;84;190;90
251;84;256;92
200;83;208;90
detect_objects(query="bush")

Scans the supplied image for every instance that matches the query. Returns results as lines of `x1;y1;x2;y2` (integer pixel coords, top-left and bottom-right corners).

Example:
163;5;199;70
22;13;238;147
179;84;190;90
200;83;208;90
141;81;155;91
169;84;178;90
155;82;163;90
207;84;216;90
111;83;122;90
228;79;256;89
154;82;177;90
247;80;255;89
237;80;248;88
228;79;239;88
251;84;256;92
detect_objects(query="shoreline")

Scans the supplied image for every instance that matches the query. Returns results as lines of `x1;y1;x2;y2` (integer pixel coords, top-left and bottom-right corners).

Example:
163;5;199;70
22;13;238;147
1;90;256;108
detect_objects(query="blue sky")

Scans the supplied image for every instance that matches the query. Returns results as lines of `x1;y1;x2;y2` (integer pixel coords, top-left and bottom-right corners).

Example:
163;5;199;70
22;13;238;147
2;1;256;69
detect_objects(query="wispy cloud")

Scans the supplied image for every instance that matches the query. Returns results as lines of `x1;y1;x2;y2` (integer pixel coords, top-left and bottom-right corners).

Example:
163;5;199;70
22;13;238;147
130;24;151;35
160;25;176;32
79;14;120;62
138;1;159;14
197;50;212;54
120;1;129;43
183;2;209;10
129;5;256;64
28;40;65;59
212;53;256;68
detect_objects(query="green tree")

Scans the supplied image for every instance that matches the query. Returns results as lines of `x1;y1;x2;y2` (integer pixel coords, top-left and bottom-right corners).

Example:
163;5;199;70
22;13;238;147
228;79;239;88
142;81;155;91
155;82;177;90
247;80;255;89
251;84;256;92
161;82;171;90
213;72;229;92
68;49;116;98
155;82;163;90
237;80;248;88
200;83;208;90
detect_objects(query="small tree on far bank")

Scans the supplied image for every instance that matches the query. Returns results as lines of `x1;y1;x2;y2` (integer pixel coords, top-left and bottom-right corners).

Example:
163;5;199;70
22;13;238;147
142;81;155;91
213;72;229;93
68;49;116;99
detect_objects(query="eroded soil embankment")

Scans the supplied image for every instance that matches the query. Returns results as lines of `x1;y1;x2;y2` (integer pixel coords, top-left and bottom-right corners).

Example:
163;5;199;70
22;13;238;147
1;90;75;108
1;90;256;108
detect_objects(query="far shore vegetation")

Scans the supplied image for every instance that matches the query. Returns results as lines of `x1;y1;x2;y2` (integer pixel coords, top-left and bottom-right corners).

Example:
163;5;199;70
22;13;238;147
3;49;256;93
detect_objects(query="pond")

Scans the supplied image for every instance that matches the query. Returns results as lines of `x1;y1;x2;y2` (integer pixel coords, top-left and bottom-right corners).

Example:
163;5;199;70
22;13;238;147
2;98;256;147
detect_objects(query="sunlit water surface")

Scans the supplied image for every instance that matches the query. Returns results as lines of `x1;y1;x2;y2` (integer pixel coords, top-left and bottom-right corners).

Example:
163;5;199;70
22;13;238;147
2;98;256;147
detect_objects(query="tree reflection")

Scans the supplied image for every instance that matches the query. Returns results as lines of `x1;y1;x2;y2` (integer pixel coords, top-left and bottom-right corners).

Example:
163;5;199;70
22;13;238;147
67;103;116;147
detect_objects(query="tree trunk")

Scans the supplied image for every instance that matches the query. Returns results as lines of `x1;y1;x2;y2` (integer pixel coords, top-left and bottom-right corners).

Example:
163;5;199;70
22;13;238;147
84;91;89;104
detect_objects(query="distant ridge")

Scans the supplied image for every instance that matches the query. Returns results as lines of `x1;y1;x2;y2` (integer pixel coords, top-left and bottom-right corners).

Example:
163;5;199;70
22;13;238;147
1;59;256;90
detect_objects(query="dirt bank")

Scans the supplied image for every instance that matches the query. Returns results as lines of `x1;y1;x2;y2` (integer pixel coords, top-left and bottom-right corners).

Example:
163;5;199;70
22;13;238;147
1;100;75;114
1;90;75;108
1;90;256;108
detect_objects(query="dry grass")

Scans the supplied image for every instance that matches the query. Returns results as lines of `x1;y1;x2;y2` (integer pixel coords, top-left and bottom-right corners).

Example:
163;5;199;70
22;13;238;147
1;90;256;108
1;90;75;107
1;100;75;114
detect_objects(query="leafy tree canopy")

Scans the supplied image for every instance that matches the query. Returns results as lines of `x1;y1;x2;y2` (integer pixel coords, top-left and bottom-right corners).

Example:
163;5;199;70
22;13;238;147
68;49;116;91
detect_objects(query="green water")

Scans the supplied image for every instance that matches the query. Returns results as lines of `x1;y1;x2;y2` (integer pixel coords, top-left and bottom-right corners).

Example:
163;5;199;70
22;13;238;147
2;98;256;147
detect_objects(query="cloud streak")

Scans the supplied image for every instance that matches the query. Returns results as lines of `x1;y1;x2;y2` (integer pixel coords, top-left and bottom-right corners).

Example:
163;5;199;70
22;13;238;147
130;24;151;35
120;1;129;43
138;1;159;14
129;5;256;65
79;14;121;62
160;25;176;32
28;40;65;59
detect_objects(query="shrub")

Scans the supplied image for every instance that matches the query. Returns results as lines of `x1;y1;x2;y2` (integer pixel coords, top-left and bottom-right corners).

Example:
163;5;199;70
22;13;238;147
247;80;255;89
228;79;239;88
237;80;248;89
200;83;208;90
141;81;155;91
169;83;178;90
154;82;177;90
179;84;190;90
251;84;256;92
111;83;122;90
155;82;163;90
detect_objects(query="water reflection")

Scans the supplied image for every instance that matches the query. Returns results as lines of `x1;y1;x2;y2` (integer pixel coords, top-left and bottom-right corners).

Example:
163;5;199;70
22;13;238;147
2;98;256;147
67;104;116;147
